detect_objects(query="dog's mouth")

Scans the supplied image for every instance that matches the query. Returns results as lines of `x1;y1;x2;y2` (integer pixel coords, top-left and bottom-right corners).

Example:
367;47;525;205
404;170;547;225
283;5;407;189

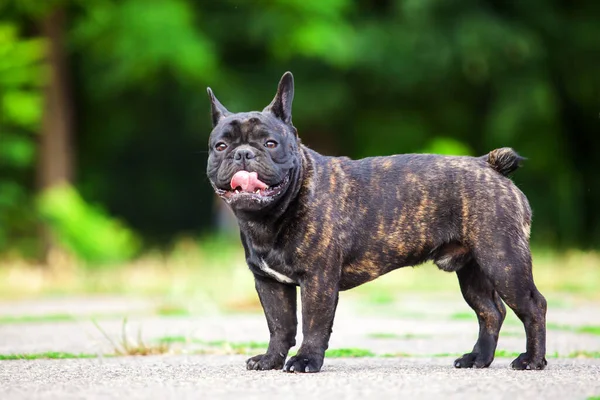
213;170;290;203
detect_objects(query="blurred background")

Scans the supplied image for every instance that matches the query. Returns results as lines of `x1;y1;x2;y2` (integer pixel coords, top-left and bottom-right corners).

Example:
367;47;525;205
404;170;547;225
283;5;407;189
0;0;599;306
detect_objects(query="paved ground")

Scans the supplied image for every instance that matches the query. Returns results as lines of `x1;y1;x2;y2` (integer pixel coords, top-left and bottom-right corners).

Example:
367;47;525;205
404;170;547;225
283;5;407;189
1;293;599;399
2;356;599;400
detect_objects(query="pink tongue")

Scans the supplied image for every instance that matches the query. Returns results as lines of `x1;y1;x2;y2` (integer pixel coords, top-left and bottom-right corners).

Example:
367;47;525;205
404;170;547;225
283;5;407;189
230;171;268;192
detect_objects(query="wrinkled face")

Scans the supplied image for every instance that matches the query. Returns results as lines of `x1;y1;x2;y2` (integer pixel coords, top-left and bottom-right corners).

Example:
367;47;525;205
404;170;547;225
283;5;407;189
206;72;299;212
207;113;298;211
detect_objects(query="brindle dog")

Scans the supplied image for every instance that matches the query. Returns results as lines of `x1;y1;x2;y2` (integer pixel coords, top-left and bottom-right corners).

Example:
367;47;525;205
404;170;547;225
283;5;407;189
206;72;547;373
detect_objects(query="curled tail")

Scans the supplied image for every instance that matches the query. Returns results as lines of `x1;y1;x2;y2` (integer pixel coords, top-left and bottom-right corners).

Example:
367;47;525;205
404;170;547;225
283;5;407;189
482;147;524;176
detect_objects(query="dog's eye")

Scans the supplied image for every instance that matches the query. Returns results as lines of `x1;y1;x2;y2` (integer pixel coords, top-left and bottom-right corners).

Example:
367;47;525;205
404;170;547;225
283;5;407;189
215;142;228;152
265;140;278;149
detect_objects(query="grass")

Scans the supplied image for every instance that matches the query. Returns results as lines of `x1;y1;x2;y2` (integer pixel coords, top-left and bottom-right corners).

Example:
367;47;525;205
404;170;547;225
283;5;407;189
499;331;525;337
93;318;171;356
547;322;600;336
0;313;75;324
367;332;431;339
1;345;598;361
368;332;400;339
0;312;150;325
154;304;191;317
449;312;476;321
366;291;396;305
326;348;376;358
380;350;599;359
0;352;98;360
154;337;373;358
350;248;600;303
0;241;599;307
381;352;462;358
0;237;259;312
153;337;600;360
204;340;269;354
494;350;522;358
155;336;268;348
155;336;269;355
381;352;414;358
156;335;189;344
567;350;600;359
578;326;600;335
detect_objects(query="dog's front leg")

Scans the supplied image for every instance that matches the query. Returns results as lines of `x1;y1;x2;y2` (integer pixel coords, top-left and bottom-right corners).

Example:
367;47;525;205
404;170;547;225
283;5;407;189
246;275;297;371
284;272;340;373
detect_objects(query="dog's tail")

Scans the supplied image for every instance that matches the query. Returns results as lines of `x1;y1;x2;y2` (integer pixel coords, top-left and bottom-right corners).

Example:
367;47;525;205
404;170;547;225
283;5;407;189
481;147;524;176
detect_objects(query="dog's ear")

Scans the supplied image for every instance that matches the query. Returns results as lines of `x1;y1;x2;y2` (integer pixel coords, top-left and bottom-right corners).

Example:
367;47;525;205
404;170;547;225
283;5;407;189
263;72;294;126
207;88;231;127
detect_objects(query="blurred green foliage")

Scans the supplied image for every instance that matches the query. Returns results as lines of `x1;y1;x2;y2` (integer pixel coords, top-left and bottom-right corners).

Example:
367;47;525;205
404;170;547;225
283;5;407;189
38;184;140;264
0;0;599;258
0;21;46;254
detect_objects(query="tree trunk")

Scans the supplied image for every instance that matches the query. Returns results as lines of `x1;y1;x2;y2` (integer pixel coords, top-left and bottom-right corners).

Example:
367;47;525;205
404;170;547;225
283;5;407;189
37;8;74;263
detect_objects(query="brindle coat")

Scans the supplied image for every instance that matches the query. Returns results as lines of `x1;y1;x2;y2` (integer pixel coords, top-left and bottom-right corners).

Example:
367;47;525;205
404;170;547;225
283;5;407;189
206;72;547;373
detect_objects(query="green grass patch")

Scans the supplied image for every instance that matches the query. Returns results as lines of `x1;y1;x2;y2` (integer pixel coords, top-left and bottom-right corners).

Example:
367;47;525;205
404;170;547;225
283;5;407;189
326;348;375;358
567;350;600;358
494;350;522;358
367;291;396;305
381;352;413;358
2;347;598;361
156;335;189;344
0;314;75;324
155;304;190;317
0;312;150;325
216;341;269;352
155;334;600;360
192;339;269;351
377;350;593;359
155;336;269;355
545;298;571;309
367;332;430;339
93;318;171;356
0;352;98;360
547;323;600;336
577;326;600;335
2;245;599;303
381;352;461;358
368;332;399;339
190;342;269;356
449;312;475;321
500;331;524;337
547;322;570;331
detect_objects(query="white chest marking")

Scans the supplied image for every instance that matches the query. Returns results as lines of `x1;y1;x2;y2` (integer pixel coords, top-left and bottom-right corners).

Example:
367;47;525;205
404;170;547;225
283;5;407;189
260;259;295;284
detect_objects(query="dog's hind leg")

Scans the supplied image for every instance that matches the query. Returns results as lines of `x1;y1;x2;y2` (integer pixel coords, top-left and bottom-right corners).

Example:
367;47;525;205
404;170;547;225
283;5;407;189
454;259;506;368
475;245;547;370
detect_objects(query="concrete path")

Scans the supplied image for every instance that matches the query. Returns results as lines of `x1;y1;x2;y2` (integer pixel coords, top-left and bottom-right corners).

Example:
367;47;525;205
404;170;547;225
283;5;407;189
2;356;600;400
1;293;599;399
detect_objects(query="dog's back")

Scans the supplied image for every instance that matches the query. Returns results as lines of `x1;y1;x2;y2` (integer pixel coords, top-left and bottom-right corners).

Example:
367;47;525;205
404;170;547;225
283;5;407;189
302;147;531;288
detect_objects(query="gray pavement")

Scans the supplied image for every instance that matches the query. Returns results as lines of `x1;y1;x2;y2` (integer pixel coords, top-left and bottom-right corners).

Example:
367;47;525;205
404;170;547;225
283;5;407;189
1;356;599;399
1;293;599;399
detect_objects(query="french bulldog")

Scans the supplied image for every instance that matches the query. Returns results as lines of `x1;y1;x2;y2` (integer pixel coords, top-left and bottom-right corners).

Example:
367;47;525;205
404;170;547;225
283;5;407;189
206;72;547;373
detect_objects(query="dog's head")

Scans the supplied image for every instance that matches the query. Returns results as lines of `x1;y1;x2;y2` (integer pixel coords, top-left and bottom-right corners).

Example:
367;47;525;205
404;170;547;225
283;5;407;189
206;72;301;213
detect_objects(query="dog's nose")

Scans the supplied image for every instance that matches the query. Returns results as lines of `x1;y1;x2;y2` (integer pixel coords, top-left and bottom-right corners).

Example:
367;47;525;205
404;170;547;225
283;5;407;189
234;147;256;161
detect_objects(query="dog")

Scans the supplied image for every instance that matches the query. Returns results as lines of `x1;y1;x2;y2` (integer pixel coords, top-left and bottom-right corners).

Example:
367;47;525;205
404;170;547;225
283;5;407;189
206;72;547;373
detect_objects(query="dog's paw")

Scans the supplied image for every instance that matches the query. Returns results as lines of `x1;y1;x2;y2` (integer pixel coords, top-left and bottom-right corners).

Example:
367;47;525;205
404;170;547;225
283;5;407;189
510;353;547;370
284;353;324;373
246;353;285;371
454;352;493;369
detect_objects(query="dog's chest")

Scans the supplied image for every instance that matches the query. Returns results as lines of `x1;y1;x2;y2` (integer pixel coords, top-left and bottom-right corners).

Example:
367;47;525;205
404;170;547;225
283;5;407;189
258;259;295;284
248;248;296;284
